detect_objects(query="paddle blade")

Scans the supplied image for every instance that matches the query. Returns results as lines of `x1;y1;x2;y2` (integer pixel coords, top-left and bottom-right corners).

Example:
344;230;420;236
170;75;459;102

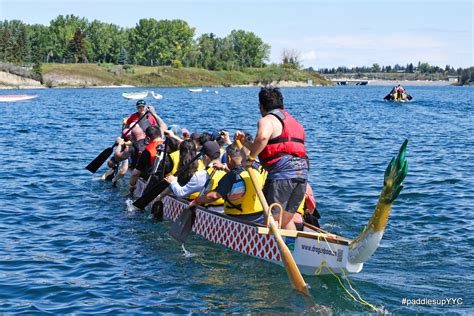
169;206;196;243
85;146;114;173
133;180;168;209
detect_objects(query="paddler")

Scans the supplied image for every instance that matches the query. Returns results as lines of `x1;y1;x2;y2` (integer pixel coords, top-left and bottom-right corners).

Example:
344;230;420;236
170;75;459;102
190;144;265;224
129;126;165;193
236;87;309;231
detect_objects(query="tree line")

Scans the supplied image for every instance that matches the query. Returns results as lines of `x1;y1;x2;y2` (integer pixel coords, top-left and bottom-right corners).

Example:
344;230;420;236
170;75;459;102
317;62;463;76
0;15;270;70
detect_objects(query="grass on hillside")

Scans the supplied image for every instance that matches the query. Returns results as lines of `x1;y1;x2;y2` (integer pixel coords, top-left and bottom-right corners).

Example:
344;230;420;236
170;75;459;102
41;63;331;87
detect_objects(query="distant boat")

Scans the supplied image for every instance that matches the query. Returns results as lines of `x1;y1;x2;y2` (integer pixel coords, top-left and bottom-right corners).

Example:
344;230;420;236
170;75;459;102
122;91;148;100
189;88;203;93
0;94;38;102
151;91;163;100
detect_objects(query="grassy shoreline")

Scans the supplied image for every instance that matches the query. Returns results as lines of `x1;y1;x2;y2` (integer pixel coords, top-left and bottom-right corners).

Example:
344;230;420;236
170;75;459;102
36;63;331;88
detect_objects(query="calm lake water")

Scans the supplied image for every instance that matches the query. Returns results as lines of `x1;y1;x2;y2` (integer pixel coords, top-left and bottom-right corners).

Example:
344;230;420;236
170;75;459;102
0;86;472;314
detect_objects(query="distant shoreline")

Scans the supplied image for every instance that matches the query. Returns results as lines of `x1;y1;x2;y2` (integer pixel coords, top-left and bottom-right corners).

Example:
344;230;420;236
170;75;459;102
0;66;463;90
367;79;454;86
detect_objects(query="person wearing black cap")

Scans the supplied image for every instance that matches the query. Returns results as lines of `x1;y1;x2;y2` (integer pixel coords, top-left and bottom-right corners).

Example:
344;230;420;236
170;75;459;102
162;141;227;211
190;144;265;224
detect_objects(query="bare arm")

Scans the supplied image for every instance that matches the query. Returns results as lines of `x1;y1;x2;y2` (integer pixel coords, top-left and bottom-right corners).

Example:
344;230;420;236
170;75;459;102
164;129;183;144
249;117;274;159
234;131;253;149
191;191;223;206
147;106;168;131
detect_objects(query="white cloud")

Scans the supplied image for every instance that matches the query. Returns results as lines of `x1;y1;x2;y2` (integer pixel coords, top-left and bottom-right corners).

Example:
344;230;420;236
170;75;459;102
300;51;317;62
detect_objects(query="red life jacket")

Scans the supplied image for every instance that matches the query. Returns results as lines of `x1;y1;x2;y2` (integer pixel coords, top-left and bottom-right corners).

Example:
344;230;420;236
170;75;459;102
258;109;306;165
145;139;164;167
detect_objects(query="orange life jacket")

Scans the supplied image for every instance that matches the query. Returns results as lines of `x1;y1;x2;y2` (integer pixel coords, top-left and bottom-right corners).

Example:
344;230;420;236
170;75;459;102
145;139;164;167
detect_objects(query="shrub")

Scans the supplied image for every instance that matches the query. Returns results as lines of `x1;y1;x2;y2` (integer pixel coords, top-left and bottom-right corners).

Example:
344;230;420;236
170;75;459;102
172;59;182;68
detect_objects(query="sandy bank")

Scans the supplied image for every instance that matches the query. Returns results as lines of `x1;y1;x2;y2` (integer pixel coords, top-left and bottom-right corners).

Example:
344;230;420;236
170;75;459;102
0;71;44;89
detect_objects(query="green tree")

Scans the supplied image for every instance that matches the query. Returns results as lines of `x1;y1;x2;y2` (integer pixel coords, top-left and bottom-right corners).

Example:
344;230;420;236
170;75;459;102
66;28;88;63
0;20;29;63
281;49;300;69
182;42;200;68
228;29;270;68
128;18;194;66
459;67;472;85
27;24;51;63
196;33;218;69
372;63;381;73
49;14;89;63
86;20;126;63
118;47;128;65
419;62;430;74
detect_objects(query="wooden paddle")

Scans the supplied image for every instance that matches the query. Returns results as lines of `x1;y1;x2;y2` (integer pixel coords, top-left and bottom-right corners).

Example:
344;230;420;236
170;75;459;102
169;169;216;243
133;152;203;209
235;140;309;296
85;111;150;173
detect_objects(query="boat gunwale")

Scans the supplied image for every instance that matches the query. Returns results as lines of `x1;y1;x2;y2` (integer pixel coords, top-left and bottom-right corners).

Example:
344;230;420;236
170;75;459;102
166;195;351;246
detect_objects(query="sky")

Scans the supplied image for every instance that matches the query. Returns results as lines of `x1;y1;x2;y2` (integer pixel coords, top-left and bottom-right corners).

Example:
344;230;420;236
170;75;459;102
0;0;472;68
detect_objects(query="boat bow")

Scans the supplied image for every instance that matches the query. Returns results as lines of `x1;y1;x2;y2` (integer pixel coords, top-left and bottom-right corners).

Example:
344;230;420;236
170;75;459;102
349;140;408;264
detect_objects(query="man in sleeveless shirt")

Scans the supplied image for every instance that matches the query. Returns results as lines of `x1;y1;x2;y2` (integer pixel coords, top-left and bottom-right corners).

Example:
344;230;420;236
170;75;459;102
236;87;309;230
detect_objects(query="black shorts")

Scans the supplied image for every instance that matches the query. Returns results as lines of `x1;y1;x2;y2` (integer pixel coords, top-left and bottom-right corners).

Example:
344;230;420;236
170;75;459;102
262;178;307;214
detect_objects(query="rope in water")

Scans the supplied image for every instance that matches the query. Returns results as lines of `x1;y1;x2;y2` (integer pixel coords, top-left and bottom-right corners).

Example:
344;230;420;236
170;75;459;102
315;235;382;314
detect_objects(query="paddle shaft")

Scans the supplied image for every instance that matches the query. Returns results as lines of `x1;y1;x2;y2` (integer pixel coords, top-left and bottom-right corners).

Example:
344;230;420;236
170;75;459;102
122;110;150;138
235;140;309;296
133;152;203;209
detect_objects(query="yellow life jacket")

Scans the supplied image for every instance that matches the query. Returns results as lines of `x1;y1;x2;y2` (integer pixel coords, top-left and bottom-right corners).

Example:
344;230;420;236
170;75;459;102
197;159;205;171
204;167;226;206
224;168;264;215
187;166;226;203
168;150;180;175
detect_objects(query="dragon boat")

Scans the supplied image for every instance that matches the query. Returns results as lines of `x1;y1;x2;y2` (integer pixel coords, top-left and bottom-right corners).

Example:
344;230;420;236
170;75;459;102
133;140;408;276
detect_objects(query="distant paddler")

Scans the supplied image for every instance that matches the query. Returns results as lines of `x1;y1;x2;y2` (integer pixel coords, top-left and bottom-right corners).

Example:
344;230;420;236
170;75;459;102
129;126;165;193
123;100;168;166
236;87;309;231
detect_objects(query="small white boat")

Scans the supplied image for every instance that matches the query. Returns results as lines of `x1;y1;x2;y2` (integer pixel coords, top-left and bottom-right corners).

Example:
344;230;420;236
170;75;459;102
0;94;38;102
151;91;163;100
122;91;148;100
189;88;203;93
